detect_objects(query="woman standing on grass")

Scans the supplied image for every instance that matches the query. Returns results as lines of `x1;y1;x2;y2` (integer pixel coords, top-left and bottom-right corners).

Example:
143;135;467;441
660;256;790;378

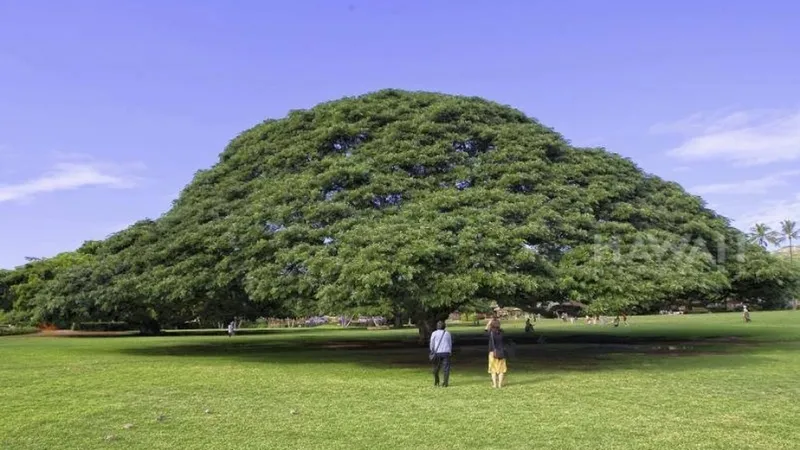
487;319;507;388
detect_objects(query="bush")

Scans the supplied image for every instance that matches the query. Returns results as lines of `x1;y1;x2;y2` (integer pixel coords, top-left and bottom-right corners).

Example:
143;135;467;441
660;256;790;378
236;320;256;329
0;325;38;336
173;321;203;330
70;321;131;332
705;303;728;313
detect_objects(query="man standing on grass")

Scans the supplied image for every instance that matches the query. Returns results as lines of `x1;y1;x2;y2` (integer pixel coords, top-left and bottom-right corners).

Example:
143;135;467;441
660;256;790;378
430;321;453;387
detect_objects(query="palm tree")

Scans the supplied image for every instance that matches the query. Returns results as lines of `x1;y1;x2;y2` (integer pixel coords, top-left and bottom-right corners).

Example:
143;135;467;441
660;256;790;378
777;219;799;262
776;219;799;310
748;223;780;248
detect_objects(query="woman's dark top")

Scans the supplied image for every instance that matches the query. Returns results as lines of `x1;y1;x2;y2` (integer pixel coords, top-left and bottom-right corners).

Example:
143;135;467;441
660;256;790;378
488;330;504;353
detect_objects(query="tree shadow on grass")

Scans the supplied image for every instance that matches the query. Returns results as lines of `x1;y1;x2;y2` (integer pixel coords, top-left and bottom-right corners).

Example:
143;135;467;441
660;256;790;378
114;327;791;375
36;327;333;338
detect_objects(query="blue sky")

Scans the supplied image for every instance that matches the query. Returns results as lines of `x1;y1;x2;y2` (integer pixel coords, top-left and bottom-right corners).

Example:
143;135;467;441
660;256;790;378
1;0;799;269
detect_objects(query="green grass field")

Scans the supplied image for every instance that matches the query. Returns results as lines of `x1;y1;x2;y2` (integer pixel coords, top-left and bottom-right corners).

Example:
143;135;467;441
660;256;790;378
2;312;799;449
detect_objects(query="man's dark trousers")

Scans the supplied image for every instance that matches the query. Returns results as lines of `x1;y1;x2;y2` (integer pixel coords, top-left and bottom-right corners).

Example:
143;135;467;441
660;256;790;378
432;353;451;387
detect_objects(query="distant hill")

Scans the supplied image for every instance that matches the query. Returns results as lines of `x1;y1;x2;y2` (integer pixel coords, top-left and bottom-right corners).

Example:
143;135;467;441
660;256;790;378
773;246;799;258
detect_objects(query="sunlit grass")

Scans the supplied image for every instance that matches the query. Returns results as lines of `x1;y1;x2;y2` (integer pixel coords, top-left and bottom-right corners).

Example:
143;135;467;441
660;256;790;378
2;311;799;449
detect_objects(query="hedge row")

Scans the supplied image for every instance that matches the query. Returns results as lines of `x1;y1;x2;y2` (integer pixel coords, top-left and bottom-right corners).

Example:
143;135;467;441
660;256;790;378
0;326;38;336
70;321;131;332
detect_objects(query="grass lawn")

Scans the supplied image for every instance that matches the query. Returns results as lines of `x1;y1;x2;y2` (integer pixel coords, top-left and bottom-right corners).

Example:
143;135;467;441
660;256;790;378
2;311;799;449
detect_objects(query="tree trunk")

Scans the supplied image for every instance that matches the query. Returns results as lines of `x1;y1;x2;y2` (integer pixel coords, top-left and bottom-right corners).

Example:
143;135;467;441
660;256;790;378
414;309;452;345
416;318;435;345
138;318;161;336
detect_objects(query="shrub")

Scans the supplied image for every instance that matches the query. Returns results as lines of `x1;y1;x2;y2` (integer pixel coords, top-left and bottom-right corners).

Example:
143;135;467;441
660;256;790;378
237;320;258;329
70;321;131;332
0;325;38;336
173;321;203;330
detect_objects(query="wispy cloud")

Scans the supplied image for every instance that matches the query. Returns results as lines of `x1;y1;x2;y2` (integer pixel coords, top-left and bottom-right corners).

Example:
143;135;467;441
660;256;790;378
735;192;800;230
691;170;800;195
652;109;800;165
0;161;142;203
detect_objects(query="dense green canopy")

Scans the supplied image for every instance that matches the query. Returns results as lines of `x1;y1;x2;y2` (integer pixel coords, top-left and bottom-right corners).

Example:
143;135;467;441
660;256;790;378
2;90;797;336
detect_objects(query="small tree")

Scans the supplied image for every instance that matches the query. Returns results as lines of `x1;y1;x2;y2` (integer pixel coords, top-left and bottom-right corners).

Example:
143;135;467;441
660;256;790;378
748;223;779;248
777;220;799;262
777;220;799;309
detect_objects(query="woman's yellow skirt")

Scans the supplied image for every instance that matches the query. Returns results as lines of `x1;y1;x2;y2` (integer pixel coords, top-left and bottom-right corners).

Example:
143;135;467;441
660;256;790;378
488;352;507;374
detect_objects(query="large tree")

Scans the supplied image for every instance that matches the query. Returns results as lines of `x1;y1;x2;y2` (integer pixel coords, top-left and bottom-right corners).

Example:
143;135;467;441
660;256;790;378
0;251;95;327
0;270;13;313
727;242;800;310
3;90;798;337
